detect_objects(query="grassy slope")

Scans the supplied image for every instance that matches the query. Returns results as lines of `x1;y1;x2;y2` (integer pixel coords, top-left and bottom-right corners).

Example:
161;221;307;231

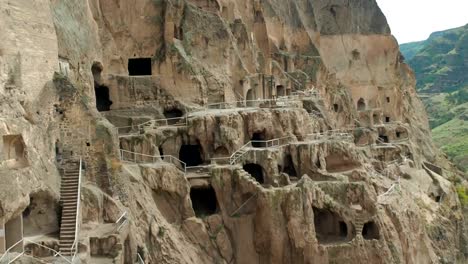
401;24;468;173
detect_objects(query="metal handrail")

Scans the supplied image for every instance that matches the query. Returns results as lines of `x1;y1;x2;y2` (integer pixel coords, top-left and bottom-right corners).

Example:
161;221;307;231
69;157;83;263
116;211;128;232
230;193;258;217
0;239;24;263
137;253;145;264
119;149;187;174
23;239;72;263
116;116;188;133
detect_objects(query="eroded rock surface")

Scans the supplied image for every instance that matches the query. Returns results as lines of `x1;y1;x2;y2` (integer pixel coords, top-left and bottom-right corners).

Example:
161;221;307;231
0;0;467;263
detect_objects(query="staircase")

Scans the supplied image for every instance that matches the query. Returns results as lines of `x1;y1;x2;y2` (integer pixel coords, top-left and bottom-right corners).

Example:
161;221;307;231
230;143;251;164
59;159;82;258
354;216;365;236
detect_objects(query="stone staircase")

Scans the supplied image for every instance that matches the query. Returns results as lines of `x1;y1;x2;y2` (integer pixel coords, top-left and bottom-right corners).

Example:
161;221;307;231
354;216;365;236
59;160;81;256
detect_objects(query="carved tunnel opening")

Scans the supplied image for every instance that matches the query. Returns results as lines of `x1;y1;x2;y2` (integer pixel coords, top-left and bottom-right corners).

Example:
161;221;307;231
378;135;389;143
128;58;152;76
333;103;339;112
246;89;255;106
2;135;28;168
313;207;353;244
23;192;59;237
190;186;218;218
325;153;359;173
163;108;184;125
251;132;266;148
4;214;23;253
283;154;297;177
362;221;380;240
95;84;112;112
179;144;203;166
385;116;390;123
357;98;366;111
277;85;285;97
243;163;264;184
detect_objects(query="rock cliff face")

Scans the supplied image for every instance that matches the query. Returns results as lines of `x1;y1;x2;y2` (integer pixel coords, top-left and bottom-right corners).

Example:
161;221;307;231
0;0;466;263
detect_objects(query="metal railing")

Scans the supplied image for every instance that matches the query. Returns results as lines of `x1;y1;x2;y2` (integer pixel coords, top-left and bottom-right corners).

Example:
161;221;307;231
230;193;258;217
378;177;401;202
0;239;24;263
116;211;129;232
205;97;301;110
69;157;83;263
304;130;354;142
23;239;72;263
117;116;188;135
137;253;145;264
120;149;187;174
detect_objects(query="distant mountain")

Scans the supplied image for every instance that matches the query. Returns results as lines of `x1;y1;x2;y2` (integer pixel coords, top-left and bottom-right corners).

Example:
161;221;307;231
400;24;468;93
400;24;468;173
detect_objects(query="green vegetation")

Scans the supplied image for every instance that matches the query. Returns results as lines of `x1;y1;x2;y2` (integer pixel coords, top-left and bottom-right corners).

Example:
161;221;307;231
456;185;468;206
401;24;468;173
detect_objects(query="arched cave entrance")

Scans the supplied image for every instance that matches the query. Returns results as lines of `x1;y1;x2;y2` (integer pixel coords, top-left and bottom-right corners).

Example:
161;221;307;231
190;186;218;218
357;98;366;111
23;192;59;237
94;84;113;112
163;108;184;125
362;221;380;240
333;103;340;112
277;85;285;97
282;154;297;177
214;146;229;158
313;207;354;244
243;163;264;184
325;153;359;173
128;58;152;76
246;89;255;106
2;135;28;168
91;62;103;83
251;131;266;148
179;144;203;166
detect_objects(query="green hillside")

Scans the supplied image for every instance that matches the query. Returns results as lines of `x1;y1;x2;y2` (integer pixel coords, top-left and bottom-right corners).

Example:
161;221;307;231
401;24;468;93
401;24;468;173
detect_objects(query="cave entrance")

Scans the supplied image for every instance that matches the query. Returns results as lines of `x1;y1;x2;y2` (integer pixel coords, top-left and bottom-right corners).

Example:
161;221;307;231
362;221;380;240
325;153;359;173
3;214;23;253
243;163;264;184
94;84;113;112
214;146;229;158
276;85;285;97
190;186;218;218
22;192;59;237
2;135;28;169
179;144;203;166
282;155;297;177
357;98;366;111
128;58;152;76
313;207;353;244
246;89;255;106
251;132;266;148
333;104;339;112
385;116;390;123
378;135;389;143
163;108;184;125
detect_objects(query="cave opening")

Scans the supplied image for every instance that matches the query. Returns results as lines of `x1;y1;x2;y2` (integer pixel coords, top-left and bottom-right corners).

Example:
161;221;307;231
243;163;265;184
158;146;164;158
277;85;285;97
251;131;266;148
163;108;184;125
378;135;389;143
22;192;59;237
396;132;401;138
94;84;113;112
190;186;218;218
333;103;339;112
362;221;380;240
128;58;152;76
283;155;297;177
357;98;366;111
246;89;255;106
325;153;359;173
179;144;203;166
2;135;28;168
313;207;353;244
386;97;390;103
385;116;390;123
4;214;23;253
214;146;229;158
